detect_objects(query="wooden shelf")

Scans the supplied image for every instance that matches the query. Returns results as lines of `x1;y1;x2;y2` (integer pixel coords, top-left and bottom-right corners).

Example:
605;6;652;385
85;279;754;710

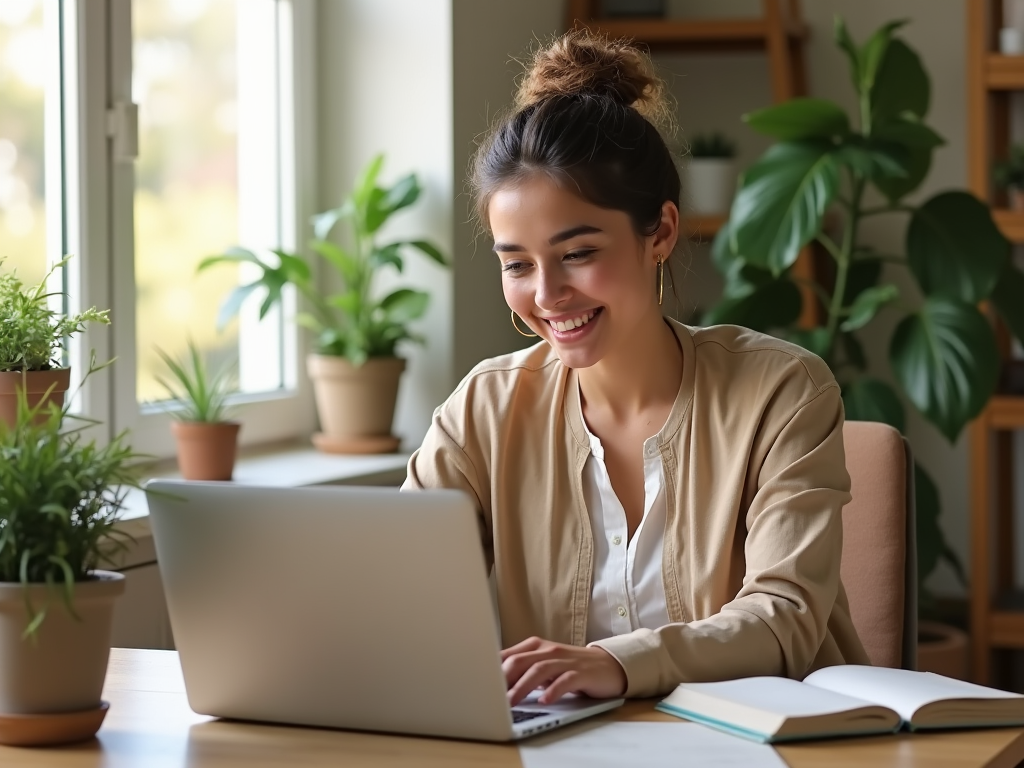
683;214;725;242
985;395;1024;429
987;54;1024;89
992;209;1024;242
575;17;806;52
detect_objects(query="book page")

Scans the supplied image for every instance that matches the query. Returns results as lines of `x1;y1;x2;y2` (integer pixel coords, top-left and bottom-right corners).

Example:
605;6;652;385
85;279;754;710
670;677;884;719
804;665;1023;722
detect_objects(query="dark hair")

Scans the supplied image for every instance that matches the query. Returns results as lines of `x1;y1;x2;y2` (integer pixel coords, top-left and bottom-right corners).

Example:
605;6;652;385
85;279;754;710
471;30;680;243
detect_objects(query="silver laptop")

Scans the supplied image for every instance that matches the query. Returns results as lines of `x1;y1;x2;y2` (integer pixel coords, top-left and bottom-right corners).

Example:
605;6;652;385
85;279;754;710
144;480;624;741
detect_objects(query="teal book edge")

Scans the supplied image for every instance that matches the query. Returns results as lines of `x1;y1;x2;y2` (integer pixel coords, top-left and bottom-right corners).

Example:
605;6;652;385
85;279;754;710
655;701;902;744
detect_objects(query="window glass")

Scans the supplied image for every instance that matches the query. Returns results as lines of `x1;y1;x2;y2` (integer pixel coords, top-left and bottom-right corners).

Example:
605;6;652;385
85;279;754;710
0;0;47;287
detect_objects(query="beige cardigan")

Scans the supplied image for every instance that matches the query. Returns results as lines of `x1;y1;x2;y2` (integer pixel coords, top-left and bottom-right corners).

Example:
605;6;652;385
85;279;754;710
403;321;869;697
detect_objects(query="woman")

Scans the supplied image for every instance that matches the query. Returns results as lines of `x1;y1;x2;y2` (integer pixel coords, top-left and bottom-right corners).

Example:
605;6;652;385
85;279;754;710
403;31;868;707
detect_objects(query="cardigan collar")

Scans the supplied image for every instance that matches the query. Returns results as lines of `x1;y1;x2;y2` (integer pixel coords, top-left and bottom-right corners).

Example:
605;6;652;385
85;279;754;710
564;318;696;453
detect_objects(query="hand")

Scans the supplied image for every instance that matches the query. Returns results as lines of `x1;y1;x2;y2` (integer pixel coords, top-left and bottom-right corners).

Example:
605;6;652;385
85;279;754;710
500;636;627;706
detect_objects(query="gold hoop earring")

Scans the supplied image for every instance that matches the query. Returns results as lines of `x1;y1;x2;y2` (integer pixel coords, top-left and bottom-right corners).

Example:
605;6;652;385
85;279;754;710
511;310;538;338
657;257;665;306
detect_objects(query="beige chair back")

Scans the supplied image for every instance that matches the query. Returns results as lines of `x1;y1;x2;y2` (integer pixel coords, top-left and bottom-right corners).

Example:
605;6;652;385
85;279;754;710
840;421;917;670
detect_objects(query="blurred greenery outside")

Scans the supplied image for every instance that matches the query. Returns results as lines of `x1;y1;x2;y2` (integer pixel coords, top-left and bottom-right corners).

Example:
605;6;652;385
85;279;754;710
0;0;261;405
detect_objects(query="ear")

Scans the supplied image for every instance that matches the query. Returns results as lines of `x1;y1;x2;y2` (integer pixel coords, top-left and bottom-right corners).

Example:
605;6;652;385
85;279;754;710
650;201;680;264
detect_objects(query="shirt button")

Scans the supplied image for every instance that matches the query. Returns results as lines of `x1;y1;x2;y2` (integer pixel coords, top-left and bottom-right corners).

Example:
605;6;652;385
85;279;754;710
612;535;622;545
617;606;627;617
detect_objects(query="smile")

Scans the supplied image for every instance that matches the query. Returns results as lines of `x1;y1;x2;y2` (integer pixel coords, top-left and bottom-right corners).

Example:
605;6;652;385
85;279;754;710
543;308;602;336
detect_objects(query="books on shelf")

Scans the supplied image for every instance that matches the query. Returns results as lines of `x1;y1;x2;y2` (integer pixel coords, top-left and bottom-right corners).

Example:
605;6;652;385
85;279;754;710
656;665;1024;744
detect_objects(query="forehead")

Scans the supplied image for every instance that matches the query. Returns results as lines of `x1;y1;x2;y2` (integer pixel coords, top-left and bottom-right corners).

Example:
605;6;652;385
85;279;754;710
487;175;628;238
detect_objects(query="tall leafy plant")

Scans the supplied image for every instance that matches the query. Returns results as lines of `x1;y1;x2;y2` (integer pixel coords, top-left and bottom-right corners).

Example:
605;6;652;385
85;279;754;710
707;18;1024;600
200;154;448;366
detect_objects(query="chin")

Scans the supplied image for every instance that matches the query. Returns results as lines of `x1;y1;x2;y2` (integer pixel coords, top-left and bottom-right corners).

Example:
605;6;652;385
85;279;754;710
550;346;603;370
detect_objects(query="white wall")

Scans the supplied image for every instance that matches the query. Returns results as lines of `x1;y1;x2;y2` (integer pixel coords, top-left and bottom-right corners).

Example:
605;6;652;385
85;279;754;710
316;0;454;448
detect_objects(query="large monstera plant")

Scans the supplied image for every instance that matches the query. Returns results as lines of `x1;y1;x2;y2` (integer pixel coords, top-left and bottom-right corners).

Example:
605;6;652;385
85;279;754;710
707;18;1024;603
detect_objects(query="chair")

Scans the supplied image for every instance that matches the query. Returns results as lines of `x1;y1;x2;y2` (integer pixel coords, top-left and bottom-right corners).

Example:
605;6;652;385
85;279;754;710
839;421;918;671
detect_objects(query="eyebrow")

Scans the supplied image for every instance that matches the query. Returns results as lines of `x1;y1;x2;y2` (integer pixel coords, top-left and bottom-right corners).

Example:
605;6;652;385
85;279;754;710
492;225;604;253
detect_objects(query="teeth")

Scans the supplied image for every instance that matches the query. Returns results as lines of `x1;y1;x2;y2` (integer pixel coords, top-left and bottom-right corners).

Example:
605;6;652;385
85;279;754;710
550;310;597;332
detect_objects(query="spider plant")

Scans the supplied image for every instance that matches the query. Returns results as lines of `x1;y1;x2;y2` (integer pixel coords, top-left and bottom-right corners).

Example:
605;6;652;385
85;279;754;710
154;340;235;423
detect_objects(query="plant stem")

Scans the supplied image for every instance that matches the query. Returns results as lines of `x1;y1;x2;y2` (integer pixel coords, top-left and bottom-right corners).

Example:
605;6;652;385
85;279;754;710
825;174;865;348
859;204;915;218
815;233;844;262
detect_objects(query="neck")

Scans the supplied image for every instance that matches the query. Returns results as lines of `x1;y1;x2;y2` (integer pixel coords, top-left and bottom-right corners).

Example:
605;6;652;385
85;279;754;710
577;312;683;422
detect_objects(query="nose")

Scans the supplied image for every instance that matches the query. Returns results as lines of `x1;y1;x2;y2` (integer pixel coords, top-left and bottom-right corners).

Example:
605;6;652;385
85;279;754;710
534;263;572;311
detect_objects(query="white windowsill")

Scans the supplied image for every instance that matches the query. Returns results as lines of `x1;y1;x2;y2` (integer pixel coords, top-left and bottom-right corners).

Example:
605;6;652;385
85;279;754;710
111;441;410;570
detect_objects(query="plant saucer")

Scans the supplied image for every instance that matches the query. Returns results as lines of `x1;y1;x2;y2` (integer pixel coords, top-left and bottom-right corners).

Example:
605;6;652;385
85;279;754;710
312;432;401;455
0;701;109;747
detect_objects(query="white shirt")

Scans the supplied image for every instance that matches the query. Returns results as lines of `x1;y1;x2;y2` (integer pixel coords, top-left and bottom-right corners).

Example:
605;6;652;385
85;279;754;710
580;386;671;644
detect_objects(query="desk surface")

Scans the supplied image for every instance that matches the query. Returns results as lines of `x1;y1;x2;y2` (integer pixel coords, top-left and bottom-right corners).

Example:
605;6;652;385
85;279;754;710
1;649;1023;768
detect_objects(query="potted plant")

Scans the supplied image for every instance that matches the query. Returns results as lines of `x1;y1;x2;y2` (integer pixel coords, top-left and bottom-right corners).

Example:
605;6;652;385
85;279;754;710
155;340;240;481
684;131;738;216
993;143;1024;211
199;154;449;454
0;256;109;428
706;18;1024;675
0;381;139;746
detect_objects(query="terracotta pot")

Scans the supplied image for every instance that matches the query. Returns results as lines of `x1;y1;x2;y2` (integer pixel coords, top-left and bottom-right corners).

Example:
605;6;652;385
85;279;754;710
1011;187;1024;212
306;354;406;454
0;368;71;428
170;420;241;481
917;620;969;680
0;571;125;717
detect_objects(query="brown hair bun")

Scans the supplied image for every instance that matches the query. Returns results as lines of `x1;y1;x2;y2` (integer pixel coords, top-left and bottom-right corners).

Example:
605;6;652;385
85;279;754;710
515;29;675;136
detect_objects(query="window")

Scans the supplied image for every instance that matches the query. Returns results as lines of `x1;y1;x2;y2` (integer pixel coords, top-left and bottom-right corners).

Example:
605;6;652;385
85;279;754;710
7;0;315;455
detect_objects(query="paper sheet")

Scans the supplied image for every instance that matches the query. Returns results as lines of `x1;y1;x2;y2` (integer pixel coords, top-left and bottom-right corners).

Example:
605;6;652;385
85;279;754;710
518;721;788;768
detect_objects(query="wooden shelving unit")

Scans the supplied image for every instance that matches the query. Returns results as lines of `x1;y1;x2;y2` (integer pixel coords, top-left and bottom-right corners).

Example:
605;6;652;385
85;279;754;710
967;0;1024;685
566;0;817;324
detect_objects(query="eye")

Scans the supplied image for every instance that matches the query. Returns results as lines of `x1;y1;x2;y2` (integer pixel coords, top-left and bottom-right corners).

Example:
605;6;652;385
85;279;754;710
564;249;595;261
502;260;529;274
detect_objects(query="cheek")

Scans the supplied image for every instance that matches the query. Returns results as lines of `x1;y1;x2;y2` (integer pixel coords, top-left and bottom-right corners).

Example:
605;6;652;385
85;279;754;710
501;275;532;313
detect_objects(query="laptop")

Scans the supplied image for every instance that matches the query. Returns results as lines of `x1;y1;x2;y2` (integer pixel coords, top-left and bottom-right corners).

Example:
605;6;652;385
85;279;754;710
144;480;624;741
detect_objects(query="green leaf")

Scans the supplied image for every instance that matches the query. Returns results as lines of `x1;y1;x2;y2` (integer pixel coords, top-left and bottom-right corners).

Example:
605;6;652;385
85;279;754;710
783;327;832;359
890;298;1000;442
729;141;840;274
379;288;429;323
328;290;361;317
406;240;449;267
310;204;352;242
702;279;802;332
309;240;361;286
871;118;944;202
834;16;861;94
871;39;930;124
858;20;908;97
197;246;263;273
840;284;899;332
353;154;385;211
216;282;261;331
383;174;420;214
834;137;909;180
906;191;1009;303
743;98;850;140
370;244;404;273
841;377;906;432
991;262;1024;348
271;250;311;283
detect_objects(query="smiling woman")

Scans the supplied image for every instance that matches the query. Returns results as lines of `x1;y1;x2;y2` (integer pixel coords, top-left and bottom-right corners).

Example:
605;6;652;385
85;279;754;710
403;29;869;708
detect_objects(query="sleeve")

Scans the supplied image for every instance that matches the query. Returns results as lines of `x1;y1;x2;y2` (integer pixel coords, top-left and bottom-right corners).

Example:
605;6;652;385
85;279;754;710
589;384;851;697
402;402;494;571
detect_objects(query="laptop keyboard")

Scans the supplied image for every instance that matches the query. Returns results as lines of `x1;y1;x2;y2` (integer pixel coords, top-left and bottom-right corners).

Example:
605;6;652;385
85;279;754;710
512;709;551;723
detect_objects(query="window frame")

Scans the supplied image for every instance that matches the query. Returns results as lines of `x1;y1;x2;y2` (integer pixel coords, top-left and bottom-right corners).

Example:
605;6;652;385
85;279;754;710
65;0;318;455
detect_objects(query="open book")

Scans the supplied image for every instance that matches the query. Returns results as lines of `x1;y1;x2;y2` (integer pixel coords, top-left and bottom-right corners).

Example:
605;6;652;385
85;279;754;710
656;666;1024;743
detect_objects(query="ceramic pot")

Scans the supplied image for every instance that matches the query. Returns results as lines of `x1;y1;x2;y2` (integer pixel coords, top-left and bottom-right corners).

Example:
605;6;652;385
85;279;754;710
917;620;969;680
306;354;405;454
684;158;737;216
170;421;241;481
0;571;125;716
0;368;71;428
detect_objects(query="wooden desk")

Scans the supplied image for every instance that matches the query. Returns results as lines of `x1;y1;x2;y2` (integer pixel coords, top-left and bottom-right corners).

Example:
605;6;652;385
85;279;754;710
1;649;1023;767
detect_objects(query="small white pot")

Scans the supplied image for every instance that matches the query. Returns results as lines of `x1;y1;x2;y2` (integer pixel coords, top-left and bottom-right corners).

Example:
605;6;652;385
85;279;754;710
0;570;125;714
684;158;737;216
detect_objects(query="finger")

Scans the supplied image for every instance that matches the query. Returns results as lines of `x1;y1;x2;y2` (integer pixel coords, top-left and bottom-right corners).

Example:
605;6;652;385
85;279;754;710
499;636;545;662
507;659;572;707
502;648;562;687
538;669;584;705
